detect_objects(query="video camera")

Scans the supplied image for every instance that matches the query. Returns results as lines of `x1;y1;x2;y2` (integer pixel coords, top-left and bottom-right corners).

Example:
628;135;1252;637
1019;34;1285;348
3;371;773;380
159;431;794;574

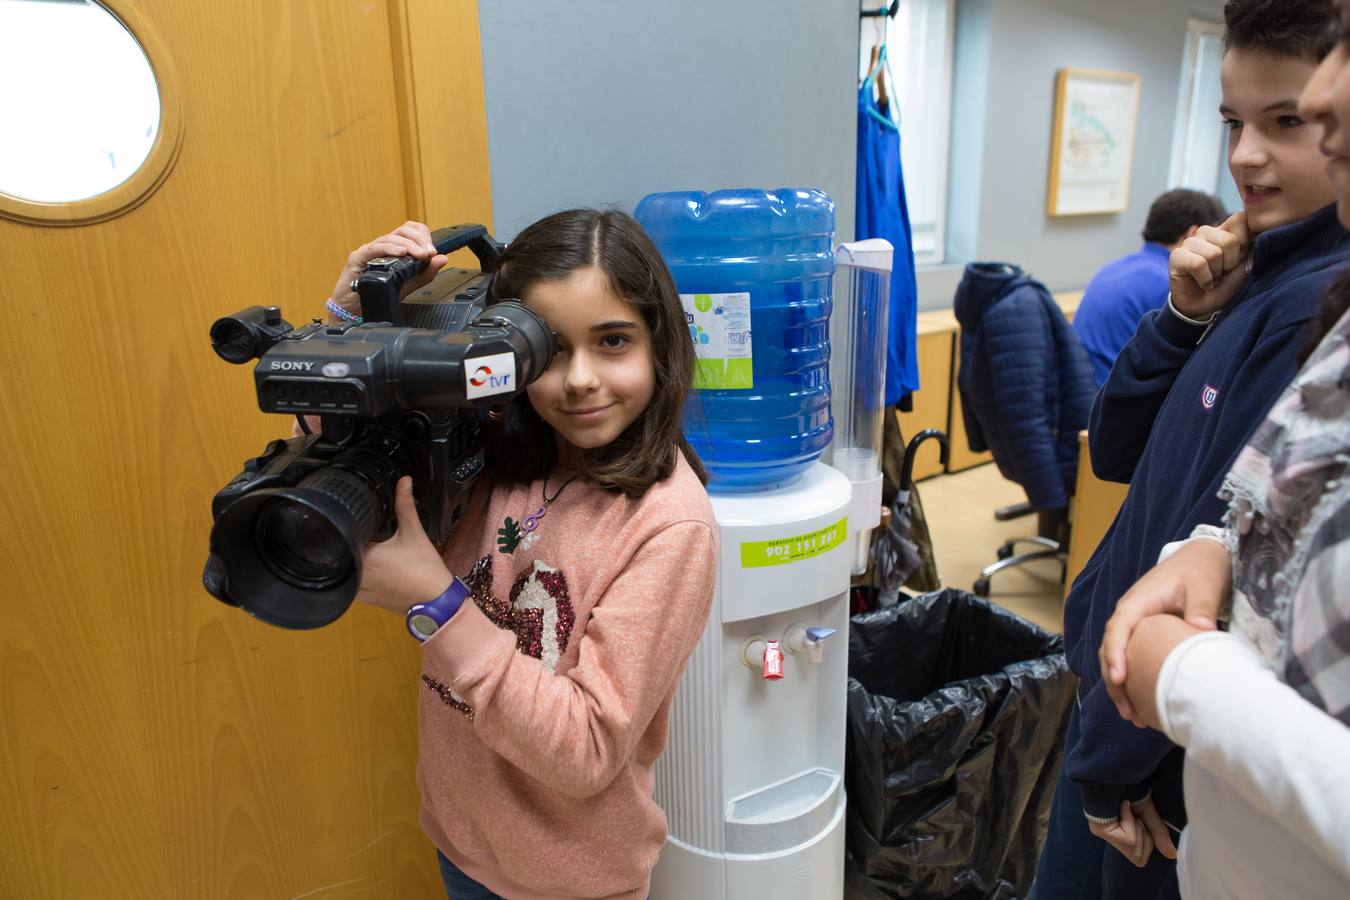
203;224;555;629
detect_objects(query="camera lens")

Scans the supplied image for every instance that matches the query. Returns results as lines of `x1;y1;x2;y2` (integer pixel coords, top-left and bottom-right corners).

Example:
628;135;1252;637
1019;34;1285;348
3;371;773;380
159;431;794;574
255;498;353;589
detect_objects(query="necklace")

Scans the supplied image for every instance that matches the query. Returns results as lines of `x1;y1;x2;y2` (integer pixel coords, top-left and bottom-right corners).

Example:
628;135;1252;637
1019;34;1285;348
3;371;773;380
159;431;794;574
497;471;581;555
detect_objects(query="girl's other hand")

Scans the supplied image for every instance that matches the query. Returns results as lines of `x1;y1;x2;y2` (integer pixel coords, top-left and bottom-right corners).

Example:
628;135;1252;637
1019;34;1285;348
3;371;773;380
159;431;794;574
1100;538;1230;725
353;476;453;616
1122;614;1206;732
329;221;449;315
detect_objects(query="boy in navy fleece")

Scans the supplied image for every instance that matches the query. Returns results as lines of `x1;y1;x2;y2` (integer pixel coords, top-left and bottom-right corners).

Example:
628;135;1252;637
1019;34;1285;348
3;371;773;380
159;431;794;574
1031;2;1347;898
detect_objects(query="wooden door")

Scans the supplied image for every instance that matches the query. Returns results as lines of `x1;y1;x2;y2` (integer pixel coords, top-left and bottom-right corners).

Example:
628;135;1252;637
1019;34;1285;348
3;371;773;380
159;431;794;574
0;1;490;896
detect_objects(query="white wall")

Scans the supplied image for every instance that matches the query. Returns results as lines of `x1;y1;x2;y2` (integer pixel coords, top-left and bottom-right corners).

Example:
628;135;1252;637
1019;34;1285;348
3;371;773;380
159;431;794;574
478;0;1227;311
478;0;858;245
921;0;1214;307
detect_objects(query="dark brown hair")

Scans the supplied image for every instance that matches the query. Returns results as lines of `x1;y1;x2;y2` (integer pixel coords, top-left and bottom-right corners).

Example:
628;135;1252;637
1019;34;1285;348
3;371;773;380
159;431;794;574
484;209;707;496
1301;271;1350;364
1142;189;1227;245
1224;0;1337;61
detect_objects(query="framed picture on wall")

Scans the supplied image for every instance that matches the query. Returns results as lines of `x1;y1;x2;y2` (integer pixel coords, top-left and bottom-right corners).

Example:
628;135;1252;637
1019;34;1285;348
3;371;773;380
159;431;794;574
1046;68;1141;217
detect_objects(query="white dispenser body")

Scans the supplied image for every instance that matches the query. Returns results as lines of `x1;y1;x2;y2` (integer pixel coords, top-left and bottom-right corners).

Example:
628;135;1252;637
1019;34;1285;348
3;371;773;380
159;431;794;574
652;463;852;899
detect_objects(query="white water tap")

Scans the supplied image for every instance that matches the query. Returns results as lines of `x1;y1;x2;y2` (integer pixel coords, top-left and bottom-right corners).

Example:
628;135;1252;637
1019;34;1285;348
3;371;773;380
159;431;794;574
783;623;837;664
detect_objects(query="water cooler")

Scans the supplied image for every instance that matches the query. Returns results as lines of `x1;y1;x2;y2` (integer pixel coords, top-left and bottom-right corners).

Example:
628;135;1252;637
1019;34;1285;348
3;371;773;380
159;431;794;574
637;191;892;899
649;468;851;899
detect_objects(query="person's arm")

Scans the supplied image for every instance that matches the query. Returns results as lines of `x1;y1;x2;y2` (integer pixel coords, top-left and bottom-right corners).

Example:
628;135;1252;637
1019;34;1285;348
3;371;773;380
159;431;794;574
1099;536;1231;726
1125;620;1350;882
1066;680;1178;822
1089;214;1250;483
981;297;1067;508
327;220;448;321
1087;304;1210;483
425;519;717;798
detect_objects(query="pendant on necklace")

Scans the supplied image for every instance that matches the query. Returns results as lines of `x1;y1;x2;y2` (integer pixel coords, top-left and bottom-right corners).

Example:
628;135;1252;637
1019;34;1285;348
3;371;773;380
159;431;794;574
497;473;578;555
498;504;547;555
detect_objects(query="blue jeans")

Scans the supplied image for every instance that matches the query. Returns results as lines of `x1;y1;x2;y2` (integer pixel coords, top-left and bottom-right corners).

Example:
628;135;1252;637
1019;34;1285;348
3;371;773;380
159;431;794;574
1029;706;1104;900
435;849;650;900
1028;705;1181;900
437;850;504;900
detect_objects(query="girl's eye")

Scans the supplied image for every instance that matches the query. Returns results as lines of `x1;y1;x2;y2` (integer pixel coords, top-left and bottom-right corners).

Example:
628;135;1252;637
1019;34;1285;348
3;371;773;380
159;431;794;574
1276;114;1305;128
600;334;630;350
1221;117;1242;132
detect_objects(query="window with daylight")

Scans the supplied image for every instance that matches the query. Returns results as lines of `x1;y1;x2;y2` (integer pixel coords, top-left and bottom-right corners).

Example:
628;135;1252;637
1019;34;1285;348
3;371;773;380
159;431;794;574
858;0;955;266
1168;18;1227;196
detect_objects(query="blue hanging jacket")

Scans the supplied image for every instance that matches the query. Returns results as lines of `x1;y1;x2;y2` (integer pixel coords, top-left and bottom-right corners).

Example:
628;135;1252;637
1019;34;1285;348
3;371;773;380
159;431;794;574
855;81;920;403
953;263;1096;509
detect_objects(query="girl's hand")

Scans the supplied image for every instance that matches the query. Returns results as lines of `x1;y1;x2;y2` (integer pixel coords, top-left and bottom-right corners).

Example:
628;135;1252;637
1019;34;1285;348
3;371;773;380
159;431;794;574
1122;614;1206;732
1100;538;1230;726
329;221;450;316
353;476;453;616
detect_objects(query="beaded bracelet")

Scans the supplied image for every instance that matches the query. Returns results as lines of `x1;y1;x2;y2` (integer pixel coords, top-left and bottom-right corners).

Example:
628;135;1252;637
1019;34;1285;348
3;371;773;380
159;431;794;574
326;298;363;324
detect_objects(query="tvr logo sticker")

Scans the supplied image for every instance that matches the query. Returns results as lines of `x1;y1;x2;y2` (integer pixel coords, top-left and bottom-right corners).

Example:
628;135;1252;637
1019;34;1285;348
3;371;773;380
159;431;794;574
465;352;518;399
470;365;505;388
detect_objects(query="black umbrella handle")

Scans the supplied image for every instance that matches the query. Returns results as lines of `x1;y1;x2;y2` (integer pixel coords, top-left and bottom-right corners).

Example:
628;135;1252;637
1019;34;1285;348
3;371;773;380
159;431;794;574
901;428;950;490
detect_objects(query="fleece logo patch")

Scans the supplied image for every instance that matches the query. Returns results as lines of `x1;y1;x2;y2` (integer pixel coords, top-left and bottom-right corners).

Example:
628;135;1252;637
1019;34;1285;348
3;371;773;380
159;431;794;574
1201;384;1219;410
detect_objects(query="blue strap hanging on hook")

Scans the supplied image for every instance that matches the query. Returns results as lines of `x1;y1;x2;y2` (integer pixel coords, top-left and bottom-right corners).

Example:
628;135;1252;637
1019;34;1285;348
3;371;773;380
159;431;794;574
856;11;921;404
861;44;898;132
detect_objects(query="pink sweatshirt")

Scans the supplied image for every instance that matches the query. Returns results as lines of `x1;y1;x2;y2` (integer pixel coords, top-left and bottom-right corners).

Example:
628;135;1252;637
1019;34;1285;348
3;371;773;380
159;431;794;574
417;451;716;899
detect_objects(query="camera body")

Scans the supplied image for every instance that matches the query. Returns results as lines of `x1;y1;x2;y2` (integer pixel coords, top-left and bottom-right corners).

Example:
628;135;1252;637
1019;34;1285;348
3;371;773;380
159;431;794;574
204;225;555;630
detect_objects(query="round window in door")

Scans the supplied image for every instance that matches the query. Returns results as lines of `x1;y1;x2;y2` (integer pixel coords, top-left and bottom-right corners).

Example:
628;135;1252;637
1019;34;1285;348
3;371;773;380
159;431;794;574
0;0;182;225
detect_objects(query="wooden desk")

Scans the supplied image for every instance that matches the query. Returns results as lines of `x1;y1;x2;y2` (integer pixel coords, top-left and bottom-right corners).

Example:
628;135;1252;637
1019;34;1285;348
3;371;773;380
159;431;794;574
914;308;989;473
1064;430;1129;599
1055;290;1084;322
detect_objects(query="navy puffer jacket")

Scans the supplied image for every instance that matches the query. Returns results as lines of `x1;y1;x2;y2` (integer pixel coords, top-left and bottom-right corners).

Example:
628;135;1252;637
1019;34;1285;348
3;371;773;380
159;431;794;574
954;263;1095;509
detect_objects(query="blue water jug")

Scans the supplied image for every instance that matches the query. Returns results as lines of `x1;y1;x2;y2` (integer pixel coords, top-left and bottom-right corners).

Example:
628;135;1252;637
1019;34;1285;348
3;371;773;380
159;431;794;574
635;188;834;492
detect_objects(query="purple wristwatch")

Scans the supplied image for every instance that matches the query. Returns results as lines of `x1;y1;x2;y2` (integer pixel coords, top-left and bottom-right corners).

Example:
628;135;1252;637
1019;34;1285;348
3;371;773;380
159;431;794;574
406;576;470;642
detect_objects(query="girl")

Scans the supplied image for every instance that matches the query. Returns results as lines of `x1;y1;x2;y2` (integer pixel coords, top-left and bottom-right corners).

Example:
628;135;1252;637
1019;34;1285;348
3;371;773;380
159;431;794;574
327;211;717;899
1095;6;1350;895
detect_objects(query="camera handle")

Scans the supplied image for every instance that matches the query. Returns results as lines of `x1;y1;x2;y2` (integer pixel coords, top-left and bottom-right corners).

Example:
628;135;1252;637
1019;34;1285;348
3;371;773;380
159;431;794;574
355;223;503;326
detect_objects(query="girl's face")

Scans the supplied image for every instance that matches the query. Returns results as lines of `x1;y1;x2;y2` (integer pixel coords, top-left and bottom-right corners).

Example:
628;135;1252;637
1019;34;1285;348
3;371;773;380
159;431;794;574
1298;3;1350;229
522;266;656;468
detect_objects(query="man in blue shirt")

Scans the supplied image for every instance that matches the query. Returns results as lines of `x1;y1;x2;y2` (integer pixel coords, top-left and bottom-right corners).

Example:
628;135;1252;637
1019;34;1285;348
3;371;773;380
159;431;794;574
1073;190;1226;385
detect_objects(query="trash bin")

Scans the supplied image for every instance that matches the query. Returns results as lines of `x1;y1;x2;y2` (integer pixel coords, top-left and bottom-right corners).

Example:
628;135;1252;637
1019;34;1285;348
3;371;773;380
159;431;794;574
844;588;1074;900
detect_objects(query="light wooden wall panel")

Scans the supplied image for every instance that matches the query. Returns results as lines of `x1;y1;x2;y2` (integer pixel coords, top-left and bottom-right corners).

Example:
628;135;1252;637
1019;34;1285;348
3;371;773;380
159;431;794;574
0;1;490;897
896;321;955;482
1065;430;1130;599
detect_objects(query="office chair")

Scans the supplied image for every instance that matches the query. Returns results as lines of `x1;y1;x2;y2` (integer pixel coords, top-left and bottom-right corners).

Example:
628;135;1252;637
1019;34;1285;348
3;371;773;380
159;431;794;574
950;260;1095;598
972;502;1067;597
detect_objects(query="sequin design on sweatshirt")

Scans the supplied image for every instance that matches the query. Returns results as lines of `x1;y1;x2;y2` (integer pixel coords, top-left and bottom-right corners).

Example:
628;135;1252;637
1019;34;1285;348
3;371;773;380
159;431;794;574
422;553;576;720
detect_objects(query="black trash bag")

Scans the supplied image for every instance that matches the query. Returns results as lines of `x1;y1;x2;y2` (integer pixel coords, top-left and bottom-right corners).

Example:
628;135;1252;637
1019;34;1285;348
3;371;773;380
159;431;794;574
844;589;1075;900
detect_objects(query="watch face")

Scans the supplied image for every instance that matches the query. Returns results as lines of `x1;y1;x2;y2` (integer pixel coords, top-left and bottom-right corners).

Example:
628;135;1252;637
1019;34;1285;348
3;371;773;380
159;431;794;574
409;612;440;639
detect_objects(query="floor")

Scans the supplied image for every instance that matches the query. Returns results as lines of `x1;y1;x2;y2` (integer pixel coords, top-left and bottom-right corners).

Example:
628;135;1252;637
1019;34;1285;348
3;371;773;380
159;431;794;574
913;462;1066;634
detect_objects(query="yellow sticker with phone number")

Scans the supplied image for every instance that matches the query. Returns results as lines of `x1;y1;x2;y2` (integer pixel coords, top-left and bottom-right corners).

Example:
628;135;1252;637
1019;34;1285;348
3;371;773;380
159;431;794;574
740;516;847;568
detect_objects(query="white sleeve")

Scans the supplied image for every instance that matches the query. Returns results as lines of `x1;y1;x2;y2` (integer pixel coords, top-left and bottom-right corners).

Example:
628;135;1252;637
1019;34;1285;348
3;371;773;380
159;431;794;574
1158;527;1235;564
1155;631;1350;880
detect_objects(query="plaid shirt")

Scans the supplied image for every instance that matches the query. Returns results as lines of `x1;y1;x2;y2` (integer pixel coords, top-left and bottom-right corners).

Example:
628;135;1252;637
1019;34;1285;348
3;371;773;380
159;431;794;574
1202;308;1350;724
